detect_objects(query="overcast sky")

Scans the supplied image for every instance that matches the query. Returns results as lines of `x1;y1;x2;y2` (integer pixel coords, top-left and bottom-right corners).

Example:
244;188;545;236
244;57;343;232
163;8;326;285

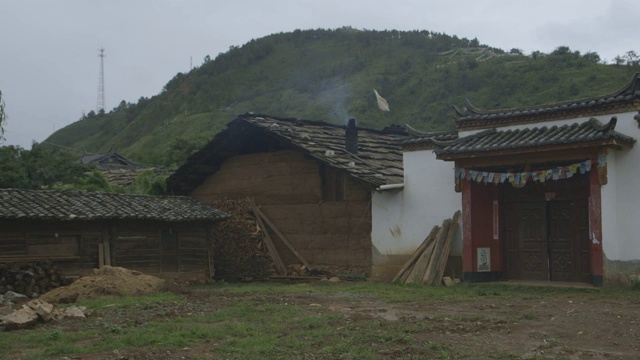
1;0;638;148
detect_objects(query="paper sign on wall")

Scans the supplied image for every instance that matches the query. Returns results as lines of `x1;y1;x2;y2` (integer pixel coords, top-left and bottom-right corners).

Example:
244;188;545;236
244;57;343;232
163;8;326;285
477;247;490;272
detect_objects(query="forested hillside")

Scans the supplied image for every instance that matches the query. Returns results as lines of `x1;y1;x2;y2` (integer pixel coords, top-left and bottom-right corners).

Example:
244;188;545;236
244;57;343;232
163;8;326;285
45;28;640;166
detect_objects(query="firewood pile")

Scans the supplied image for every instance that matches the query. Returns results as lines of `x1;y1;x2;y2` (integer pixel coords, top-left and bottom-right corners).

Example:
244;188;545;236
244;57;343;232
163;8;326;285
209;198;317;279
0;261;71;297
393;211;461;285
209;198;273;278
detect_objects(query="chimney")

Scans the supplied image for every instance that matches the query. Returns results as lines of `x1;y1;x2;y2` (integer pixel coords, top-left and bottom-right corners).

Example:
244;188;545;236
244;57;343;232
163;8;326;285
345;118;358;154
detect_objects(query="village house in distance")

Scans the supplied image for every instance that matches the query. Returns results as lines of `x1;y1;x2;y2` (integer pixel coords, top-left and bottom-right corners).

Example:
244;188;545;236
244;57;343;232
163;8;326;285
168;73;640;287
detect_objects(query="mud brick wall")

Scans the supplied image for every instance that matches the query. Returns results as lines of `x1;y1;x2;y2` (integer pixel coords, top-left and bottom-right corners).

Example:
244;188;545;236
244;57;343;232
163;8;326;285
192;150;373;275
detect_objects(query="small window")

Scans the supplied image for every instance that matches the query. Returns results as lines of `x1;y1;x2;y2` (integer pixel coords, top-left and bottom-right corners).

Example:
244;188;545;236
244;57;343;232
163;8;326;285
322;165;345;202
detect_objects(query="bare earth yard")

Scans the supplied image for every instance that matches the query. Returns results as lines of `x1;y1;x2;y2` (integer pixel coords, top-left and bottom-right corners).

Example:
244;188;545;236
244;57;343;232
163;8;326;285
2;281;639;359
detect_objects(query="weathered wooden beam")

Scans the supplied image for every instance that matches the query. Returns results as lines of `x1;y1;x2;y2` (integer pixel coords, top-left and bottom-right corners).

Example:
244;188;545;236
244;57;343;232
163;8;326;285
252;203;312;270
405;236;438;285
423;218;452;285
252;206;287;275
433;210;461;286
392;225;439;284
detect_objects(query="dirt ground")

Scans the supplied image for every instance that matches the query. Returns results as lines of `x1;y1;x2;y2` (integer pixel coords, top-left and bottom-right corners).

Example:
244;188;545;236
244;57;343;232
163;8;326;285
29;281;639;360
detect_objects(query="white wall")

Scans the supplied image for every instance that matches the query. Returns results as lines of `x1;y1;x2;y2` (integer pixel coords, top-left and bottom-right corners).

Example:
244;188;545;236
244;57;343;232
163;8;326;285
371;149;462;258
605;111;640;261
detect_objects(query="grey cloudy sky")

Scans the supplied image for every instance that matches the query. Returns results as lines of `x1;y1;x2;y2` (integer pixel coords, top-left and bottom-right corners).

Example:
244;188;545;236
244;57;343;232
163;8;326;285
1;0;638;148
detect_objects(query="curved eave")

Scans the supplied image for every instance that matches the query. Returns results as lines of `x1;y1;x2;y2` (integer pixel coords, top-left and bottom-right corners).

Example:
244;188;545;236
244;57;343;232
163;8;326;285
454;73;640;130
436;138;634;161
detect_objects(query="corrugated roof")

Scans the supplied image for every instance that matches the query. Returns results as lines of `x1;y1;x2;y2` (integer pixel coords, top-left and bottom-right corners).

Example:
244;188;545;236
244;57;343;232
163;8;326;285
0;189;229;222
434;117;636;156
454;73;640;129
167;114;410;194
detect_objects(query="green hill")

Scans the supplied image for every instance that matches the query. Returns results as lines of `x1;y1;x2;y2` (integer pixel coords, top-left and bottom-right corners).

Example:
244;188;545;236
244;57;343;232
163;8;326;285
45;28;640;166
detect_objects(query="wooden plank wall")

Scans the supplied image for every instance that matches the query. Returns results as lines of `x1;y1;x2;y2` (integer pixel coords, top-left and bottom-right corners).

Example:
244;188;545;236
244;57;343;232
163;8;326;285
1;220;212;277
0;220;102;275
176;225;210;272
112;223;161;274
192;150;373;275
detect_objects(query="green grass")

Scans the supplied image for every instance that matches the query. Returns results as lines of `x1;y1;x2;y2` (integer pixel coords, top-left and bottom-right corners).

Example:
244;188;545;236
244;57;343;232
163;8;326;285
75;292;181;310
0;283;630;359
210;281;601;303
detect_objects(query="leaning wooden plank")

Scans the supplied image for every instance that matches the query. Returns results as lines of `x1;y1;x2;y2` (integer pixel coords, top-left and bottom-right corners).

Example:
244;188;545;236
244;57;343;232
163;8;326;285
433;210;461;286
253;206;287;275
252;205;312;270
405;235;438;285
422;218;452;285
392;225;439;284
400;229;438;284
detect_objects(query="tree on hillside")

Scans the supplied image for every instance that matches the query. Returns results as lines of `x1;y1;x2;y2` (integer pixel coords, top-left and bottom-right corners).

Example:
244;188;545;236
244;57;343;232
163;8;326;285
0;145;110;191
0;90;6;142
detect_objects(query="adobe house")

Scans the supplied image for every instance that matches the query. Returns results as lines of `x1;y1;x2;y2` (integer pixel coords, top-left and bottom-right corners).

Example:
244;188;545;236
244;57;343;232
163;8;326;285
0;189;228;278
167;114;418;279
408;73;640;286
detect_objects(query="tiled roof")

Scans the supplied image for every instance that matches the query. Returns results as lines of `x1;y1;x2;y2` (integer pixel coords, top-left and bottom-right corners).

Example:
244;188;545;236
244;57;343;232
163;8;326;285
167;114;411;194
434;117;636;156
79;151;146;171
454;73;640;129
402;124;459;147
0;189;229;222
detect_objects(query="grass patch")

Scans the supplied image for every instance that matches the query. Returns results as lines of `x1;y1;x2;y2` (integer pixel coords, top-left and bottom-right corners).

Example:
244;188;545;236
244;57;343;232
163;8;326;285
75;292;181;310
0;282;621;359
209;281;602;304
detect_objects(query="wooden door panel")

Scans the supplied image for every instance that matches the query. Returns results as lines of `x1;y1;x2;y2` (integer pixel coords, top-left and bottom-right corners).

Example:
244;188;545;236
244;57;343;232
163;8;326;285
548;200;590;283
518;203;548;281
574;200;591;283
549;203;573;281
504;202;518;279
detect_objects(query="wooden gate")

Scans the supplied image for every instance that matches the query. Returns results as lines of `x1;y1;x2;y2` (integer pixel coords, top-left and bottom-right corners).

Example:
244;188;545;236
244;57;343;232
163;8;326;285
504;200;590;283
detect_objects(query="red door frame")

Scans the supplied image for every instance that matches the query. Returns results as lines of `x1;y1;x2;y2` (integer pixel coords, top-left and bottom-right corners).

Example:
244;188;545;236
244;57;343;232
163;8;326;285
461;166;603;286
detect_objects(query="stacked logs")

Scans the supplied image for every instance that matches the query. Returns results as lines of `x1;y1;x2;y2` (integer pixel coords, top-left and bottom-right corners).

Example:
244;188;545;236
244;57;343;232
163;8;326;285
0;262;70;297
209;198;273;278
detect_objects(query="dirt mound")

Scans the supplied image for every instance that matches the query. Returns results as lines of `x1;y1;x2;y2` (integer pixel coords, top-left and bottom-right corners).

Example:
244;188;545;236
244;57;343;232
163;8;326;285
38;266;166;303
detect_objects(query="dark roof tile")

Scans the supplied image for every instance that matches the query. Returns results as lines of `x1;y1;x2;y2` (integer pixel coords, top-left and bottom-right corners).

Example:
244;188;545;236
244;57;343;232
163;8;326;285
454;73;640;128
435;117;635;156
0;189;229;222
167;114;411;193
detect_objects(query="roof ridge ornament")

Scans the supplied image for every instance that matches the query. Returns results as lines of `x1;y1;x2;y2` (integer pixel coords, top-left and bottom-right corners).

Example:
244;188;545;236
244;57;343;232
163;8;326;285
588;116;617;132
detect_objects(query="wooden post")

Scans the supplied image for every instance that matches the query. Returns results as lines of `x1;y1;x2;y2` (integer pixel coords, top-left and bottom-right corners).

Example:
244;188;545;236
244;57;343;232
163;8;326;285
102;228;111;267
392;225;439;283
98;243;105;269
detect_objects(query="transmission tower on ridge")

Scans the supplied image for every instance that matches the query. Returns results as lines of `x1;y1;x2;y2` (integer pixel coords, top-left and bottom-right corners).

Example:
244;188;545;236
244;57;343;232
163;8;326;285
96;48;106;112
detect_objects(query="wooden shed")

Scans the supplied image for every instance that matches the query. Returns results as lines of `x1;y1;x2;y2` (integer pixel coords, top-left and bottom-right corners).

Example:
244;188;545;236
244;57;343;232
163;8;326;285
0;189;228;279
167;114;409;277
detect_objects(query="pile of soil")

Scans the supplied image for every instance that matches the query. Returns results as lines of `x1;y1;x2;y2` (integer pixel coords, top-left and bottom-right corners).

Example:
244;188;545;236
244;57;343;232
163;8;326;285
38;266;166;304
